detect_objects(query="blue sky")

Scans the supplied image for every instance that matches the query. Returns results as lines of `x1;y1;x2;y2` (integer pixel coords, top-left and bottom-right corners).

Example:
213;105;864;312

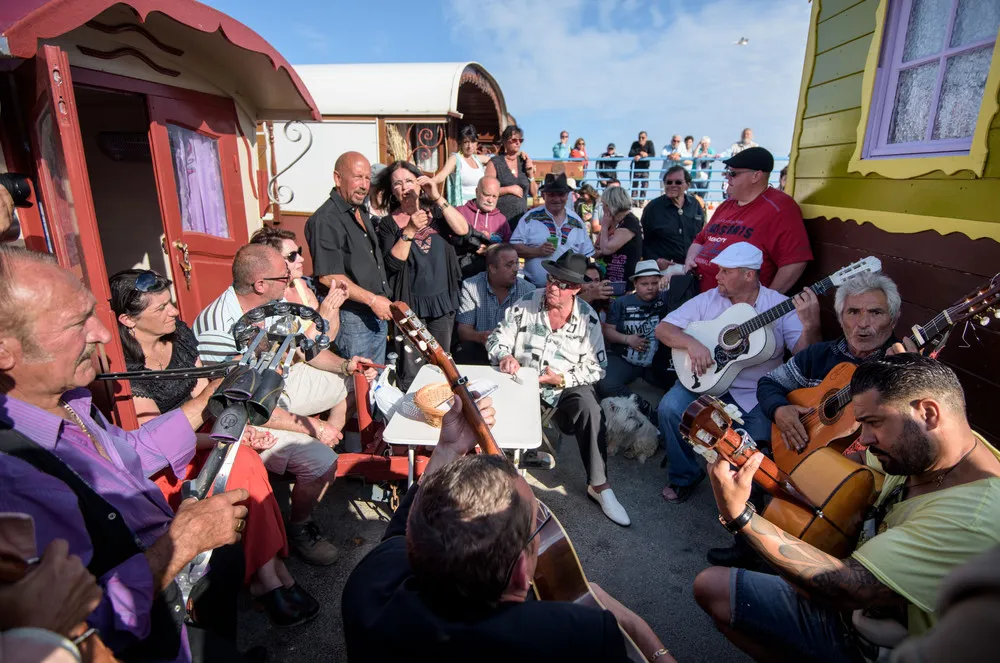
205;0;811;158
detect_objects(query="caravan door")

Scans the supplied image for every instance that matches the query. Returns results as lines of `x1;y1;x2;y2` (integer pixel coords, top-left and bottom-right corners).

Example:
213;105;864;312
147;94;248;322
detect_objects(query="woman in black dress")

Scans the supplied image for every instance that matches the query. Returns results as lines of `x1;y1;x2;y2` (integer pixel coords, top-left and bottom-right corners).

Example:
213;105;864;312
373;161;470;390
594;184;643;283
484;124;538;230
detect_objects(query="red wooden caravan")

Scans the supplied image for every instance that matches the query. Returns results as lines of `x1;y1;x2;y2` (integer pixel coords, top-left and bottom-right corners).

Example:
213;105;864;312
0;0;319;428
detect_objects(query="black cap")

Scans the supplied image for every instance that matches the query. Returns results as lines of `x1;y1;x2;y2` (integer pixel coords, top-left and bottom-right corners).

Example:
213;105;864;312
723;146;774;173
540;172;574;194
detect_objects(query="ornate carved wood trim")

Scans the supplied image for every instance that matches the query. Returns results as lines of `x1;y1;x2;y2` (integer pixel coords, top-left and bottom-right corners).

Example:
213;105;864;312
76;45;180;77
84;20;185;57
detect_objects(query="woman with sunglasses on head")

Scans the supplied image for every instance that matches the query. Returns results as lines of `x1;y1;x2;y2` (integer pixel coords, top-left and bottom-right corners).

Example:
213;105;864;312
593;185;643;283
372;161;470;390
484;125;538;231
249;226;349;339
109;270;321;628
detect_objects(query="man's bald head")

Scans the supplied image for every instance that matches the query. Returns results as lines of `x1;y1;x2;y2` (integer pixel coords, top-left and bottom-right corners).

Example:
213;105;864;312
0;246;58;343
476;176;500;212
334;151;372;206
233;243;283;295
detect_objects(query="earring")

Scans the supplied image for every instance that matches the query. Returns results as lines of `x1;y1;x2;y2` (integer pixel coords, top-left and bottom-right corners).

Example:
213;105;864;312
127;327;135;337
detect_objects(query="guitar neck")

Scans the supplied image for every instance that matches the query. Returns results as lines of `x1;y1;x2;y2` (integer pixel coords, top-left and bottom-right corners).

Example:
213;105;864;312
436;353;503;457
738;276;833;337
907;310;954;348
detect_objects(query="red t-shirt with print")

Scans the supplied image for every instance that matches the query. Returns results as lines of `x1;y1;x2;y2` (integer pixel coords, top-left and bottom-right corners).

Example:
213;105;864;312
693;187;812;292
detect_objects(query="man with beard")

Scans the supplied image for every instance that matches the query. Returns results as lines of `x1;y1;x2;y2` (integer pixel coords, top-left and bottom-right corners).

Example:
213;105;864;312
455;176;511;278
693;354;1000;663
305;151;392;364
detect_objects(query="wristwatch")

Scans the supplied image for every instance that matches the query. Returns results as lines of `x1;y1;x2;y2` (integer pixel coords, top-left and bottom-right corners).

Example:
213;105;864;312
400;234;414;242
719;502;756;534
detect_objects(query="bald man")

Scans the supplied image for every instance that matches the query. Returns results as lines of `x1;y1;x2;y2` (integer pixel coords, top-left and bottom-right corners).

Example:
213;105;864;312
305;151;391;364
456;176;511;278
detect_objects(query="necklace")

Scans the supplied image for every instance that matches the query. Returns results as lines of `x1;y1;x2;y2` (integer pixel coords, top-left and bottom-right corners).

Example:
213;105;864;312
60;400;112;461
906;440;978;493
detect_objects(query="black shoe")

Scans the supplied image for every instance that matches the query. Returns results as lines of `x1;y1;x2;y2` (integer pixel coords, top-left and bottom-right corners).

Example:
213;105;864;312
283;583;320;618
254;586;319;628
519;449;556;470
706;543;771;572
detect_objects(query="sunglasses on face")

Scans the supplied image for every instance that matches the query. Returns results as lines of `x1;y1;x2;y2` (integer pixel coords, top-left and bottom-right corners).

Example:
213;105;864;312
508;137;524;143
665;179;685;185
502;501;552;587
724;169;753;179
261;273;291;284
284;247;303;261
546;275;577;290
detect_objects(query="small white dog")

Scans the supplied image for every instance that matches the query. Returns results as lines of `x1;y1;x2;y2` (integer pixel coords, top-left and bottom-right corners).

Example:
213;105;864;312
601;395;660;463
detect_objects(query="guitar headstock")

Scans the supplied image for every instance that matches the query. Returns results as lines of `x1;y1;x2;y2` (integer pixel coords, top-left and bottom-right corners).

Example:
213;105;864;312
389;302;450;370
829;256;882;287
945;274;1000;329
678;395;739;452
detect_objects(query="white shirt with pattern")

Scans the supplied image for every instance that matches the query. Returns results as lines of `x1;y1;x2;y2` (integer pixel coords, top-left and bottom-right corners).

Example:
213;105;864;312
486;289;606;406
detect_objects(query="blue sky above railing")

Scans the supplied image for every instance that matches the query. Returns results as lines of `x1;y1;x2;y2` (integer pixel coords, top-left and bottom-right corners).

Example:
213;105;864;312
204;0;810;159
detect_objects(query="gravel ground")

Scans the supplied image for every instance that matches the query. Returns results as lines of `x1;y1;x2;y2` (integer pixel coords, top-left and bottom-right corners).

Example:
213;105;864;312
238;380;750;662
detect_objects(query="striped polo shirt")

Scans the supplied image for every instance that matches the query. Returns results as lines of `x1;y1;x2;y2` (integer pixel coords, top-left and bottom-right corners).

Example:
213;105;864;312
192;286;245;364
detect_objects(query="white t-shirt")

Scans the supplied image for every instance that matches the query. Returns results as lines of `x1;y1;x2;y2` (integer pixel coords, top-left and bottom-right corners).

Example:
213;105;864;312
663;285;803;412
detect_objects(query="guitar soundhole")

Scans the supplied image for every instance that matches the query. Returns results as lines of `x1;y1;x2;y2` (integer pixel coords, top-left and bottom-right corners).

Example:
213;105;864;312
720;326;743;349
819;390;843;425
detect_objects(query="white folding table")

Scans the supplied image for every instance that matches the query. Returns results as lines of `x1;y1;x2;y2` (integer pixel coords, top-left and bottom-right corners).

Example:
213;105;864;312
382;364;543;485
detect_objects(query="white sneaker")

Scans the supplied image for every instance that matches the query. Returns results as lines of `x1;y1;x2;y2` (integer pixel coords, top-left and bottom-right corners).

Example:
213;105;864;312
587;486;631;527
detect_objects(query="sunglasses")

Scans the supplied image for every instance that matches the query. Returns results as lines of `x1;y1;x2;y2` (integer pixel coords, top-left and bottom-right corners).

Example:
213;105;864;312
665;179;685;185
502;501;552;588
546;274;578;290
284;246;303;261
508;137;524;143
262;273;291;284
133;270;170;293
724;169;753;179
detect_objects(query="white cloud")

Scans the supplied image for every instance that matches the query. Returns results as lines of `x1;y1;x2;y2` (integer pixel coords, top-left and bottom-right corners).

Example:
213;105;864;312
446;0;811;154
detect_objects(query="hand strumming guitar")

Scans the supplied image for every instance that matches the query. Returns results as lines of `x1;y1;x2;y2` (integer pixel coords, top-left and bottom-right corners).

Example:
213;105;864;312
773;404;811;452
685;339;715;376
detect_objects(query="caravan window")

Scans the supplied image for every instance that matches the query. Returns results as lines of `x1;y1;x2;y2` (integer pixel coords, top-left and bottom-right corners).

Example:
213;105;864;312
863;0;999;159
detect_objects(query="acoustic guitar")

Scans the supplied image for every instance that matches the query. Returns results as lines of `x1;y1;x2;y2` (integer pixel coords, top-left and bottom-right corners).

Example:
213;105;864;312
390;302;646;662
673;257;882;395
681;395;881;557
772;273;1000;473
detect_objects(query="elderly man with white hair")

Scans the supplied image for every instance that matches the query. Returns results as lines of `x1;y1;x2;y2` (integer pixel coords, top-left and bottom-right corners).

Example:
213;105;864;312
654;242;820;504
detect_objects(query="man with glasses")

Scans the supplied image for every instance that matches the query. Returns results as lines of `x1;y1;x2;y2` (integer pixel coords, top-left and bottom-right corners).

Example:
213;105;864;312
193;244;360;566
486;252;630;527
683;147;812;294
552;130;571;159
342;386;671;662
641;166;705;273
661;134;690;175
510;173;594;287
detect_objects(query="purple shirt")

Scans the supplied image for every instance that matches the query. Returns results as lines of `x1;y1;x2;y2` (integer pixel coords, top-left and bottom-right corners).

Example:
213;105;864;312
0;388;196;661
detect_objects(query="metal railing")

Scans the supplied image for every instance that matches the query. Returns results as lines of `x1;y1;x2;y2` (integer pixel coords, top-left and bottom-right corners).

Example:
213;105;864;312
544;155;790;204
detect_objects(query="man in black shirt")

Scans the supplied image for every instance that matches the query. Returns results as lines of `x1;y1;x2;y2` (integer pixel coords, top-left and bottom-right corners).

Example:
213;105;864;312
305;151;392;364
628;131;655;203
342;394;672;663
641;166;705;271
596;143;620;188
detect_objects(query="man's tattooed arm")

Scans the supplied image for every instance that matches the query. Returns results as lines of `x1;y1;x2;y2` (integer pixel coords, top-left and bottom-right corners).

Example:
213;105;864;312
740;515;907;610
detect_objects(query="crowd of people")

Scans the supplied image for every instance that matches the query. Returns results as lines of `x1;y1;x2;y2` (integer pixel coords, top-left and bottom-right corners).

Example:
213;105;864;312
0;127;997;663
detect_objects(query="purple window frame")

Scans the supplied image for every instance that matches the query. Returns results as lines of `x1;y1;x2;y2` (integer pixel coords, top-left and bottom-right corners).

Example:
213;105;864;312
862;0;997;160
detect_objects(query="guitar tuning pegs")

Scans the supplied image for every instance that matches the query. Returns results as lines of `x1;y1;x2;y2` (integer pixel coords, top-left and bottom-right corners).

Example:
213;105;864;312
403;345;413;354
417;341;427;351
394;335;403;342
977;315;990;326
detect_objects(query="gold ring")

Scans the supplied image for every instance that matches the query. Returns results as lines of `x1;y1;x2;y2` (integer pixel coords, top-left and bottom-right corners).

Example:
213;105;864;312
234;519;246;534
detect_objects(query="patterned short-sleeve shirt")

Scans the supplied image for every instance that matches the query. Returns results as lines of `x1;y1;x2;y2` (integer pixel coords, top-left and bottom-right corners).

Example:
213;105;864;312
486;289;606;405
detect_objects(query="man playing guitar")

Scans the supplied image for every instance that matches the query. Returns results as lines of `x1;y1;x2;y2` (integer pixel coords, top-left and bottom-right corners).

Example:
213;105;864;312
694;355;1000;663
655;242;820;503
341;394;673;663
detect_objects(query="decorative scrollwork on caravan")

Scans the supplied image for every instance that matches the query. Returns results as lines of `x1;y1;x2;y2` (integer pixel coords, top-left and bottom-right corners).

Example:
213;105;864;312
267;121;313;205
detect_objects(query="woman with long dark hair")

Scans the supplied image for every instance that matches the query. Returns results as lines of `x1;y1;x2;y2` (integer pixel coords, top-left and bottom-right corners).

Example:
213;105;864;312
109;269;320;628
372;161;470;389
484;125;538;229
432;124;487;207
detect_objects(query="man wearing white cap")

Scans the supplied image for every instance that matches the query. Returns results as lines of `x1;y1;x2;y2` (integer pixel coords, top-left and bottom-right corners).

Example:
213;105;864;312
654;242;819;503
596;260;669;417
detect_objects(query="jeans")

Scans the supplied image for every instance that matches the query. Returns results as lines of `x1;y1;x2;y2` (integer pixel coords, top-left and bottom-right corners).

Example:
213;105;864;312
657;382;770;487
335;307;387;365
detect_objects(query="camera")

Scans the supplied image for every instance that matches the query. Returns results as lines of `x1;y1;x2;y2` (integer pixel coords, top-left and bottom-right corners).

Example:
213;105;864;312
0;173;32;206
465;228;495;250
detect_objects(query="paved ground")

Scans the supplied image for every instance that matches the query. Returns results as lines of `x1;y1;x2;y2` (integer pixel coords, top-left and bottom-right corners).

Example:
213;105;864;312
238;381;750;662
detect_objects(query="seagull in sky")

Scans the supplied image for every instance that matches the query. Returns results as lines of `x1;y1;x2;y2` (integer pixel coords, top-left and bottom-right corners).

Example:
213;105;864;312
735;37;749;46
